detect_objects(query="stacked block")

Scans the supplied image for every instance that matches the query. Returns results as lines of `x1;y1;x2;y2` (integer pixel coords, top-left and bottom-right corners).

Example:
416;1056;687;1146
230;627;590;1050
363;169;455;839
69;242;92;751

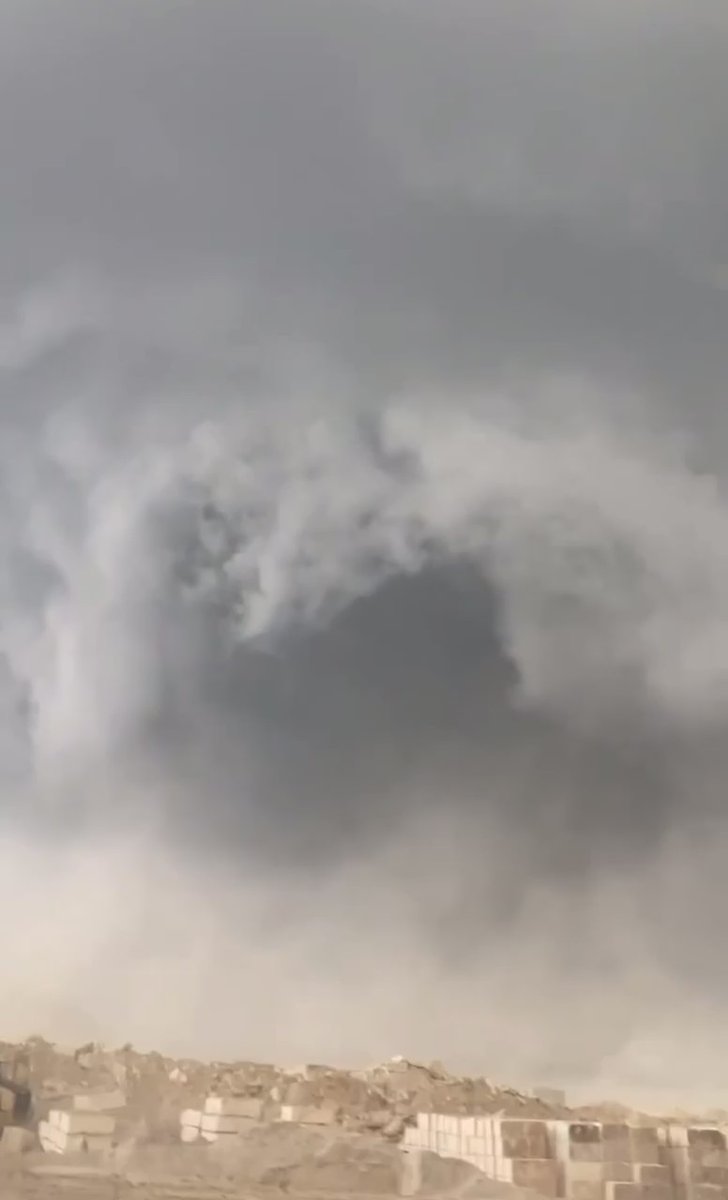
402;1113;693;1200
38;1107;116;1155
493;1118;561;1197
179;1095;264;1143
659;1124;728;1200
551;1121;663;1200
402;1115;560;1195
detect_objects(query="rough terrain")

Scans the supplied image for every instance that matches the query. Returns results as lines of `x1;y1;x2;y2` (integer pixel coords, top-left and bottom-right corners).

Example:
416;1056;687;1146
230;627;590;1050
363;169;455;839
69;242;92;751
0;1038;700;1200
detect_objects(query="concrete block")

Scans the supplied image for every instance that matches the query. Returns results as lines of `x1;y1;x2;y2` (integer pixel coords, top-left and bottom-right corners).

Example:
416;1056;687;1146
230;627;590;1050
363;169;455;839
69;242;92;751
204;1096;263;1120
49;1110;115;1137
564;1160;604;1193
630;1128;661;1165
572;1143;605;1162
38;1120;114;1156
416;1113;430;1133
558;1123;604;1162
0;1125;35;1154
499;1157;561;1196
73;1090;126;1112
38;1122;55;1154
400;1147;423;1198
605;1185;641;1200
180;1109;202;1128
567;1186;603;1200
278;1104;336;1126
572;1124;603;1145
201;1113;256;1136
688;1130;727;1153
550;1120;572;1160
689;1148;728;1169
180;1125;200;1144
664;1127;688;1149
603;1126;632;1163
692;1187;726;1200
602;1163;634;1183
640;1188;672;1200
692;1165;728;1187
460;1117;477;1138
566;1162;633;1186
495;1118;552;1160
635;1164;671;1186
60;1134;114;1156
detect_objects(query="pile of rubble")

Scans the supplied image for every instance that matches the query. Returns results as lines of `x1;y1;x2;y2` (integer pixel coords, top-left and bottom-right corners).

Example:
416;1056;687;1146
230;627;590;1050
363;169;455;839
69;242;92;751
1;1037;728;1200
2;1037;572;1145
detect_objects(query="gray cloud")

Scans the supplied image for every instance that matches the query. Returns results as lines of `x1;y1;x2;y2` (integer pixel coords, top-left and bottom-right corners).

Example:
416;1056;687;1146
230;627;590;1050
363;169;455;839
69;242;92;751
2;0;728;1100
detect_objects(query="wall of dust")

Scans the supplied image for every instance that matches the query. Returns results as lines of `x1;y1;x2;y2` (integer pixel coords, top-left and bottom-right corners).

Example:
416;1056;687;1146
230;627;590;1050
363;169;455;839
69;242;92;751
2;0;728;1109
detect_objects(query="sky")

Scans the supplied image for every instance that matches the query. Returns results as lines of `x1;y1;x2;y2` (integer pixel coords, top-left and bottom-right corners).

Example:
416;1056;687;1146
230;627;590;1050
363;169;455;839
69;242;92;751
2;0;728;1106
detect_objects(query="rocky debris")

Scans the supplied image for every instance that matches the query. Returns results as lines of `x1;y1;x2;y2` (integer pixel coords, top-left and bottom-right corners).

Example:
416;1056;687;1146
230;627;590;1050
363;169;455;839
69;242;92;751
3;1039;579;1153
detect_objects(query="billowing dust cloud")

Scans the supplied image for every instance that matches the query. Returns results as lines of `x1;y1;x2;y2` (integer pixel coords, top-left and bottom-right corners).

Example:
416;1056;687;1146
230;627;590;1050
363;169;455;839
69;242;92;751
2;0;728;1107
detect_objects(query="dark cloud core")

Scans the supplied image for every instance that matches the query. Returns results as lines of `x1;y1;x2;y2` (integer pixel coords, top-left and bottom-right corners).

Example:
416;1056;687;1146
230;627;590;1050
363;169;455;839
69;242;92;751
2;0;728;1106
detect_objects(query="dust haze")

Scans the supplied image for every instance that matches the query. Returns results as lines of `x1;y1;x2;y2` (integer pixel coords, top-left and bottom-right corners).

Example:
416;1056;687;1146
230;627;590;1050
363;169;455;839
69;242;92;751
2;0;728;1109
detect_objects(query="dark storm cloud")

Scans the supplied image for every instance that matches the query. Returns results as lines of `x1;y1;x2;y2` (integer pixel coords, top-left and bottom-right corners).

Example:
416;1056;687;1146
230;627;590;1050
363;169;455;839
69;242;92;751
2;0;728;1088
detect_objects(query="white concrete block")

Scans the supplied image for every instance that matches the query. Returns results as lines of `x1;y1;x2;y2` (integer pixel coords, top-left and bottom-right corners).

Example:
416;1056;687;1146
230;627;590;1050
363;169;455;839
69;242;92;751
38;1121;57;1154
39;1119;114;1156
204;1096;264;1119
180;1124;200;1144
73;1090;126;1112
49;1110;115;1136
278;1104;336;1125
201;1113;255;1136
550;1120;571;1160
